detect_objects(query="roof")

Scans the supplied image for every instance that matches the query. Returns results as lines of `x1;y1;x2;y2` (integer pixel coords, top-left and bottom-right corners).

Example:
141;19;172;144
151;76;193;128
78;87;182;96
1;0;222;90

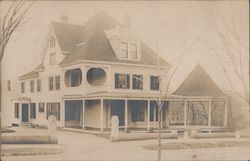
19;12;170;79
58;12;170;66
19;63;44;79
173;64;227;97
52;21;84;52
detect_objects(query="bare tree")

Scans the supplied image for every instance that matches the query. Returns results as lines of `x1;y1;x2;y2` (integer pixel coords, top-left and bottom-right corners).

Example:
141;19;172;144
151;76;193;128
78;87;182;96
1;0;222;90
0;0;33;61
205;1;249;103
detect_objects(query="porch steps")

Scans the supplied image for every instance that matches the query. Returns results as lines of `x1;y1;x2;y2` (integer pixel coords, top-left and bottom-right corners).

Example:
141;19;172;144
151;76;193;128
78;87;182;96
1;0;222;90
20;123;32;128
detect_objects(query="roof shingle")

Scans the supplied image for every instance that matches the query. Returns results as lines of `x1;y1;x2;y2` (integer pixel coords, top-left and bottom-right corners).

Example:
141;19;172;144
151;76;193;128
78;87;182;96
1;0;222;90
173;65;226;97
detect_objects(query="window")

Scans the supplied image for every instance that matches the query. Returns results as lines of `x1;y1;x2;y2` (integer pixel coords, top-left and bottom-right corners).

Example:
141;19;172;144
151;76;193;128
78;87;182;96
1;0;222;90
21;82;25;93
55;76;60;90
14;103;19;118
48;77;53;91
30;103;36;119
115;73;130;89
50;53;56;65
130;43;137;59
132;75;143;90
50;36;55;48
30;80;34;93
121;42;128;58
37;79;42;92
131;107;145;122
87;68;107;86
47;103;60;120
38;103;45;112
65;68;82;87
7;80;11;91
150;76;159;90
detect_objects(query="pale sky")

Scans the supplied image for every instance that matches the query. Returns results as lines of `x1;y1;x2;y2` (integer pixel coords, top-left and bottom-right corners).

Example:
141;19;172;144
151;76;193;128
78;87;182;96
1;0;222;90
1;0;249;93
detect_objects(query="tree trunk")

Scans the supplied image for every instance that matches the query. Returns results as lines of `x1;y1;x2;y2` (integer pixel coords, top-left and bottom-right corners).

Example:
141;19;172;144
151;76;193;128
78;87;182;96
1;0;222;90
157;108;161;161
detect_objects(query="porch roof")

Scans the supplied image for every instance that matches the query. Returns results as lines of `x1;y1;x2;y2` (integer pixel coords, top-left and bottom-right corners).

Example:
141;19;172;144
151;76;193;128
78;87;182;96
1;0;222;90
62;91;228;101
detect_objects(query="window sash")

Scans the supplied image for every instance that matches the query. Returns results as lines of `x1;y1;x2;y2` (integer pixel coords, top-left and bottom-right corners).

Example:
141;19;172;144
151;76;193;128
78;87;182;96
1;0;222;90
30;81;34;93
115;73;130;89
55;76;60;90
46;103;60;120
130;43;137;59
49;77;54;91
132;75;143;90
121;42;128;58
21;82;25;93
30;103;36;119
150;76;159;90
14;103;19;118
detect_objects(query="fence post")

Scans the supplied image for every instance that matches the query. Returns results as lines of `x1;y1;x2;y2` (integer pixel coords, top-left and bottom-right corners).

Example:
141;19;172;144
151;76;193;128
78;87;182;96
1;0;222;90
48;115;57;144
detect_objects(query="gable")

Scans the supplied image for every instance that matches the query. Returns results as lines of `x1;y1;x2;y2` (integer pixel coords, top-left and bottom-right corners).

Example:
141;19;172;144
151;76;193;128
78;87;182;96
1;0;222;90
173;65;226;97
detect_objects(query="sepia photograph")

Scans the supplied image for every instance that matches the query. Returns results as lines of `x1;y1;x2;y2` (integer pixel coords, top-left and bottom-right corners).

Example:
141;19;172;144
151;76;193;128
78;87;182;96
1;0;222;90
0;0;249;161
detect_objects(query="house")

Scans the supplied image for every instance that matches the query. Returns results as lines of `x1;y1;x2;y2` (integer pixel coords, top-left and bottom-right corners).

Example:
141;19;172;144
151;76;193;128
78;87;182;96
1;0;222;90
13;12;170;131
12;12;229;132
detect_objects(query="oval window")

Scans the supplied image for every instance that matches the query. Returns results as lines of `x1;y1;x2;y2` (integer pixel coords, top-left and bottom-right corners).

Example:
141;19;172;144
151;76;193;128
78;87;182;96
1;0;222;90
87;68;107;86
65;68;82;87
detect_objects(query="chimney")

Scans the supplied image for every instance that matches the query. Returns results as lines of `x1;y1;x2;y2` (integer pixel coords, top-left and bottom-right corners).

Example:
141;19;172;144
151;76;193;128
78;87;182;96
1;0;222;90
123;14;131;28
60;15;68;23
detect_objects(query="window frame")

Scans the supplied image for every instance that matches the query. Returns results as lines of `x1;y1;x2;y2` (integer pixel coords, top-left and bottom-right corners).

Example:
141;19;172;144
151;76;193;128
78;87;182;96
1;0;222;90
48;77;54;91
115;73;130;89
14;103;19;119
38;103;45;113
37;79;42;92
21;82;25;93
55;76;60;90
7;80;11;91
46;103;60;120
130;43;137;59
30;103;36;119
120;42;128;59
150;76;160;90
50;53;56;65
132;74;143;90
30;80;35;93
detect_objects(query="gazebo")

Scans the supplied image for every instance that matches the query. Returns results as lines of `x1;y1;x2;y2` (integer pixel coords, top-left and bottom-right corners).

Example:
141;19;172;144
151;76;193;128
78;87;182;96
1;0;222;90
168;64;229;130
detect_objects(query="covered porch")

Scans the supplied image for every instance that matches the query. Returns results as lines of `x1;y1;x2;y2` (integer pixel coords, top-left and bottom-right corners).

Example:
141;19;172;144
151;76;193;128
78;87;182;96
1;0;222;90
62;92;228;132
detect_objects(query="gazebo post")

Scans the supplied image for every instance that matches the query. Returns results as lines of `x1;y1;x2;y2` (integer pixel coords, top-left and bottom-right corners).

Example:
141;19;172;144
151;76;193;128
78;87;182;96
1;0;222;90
82;100;85;129
208;99;211;128
100;99;104;132
184;100;187;127
125;99;128;131
224;100;228;127
147;100;150;130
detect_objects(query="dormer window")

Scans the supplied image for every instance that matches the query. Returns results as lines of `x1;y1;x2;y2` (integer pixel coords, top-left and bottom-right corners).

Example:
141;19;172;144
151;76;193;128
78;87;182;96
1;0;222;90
120;41;139;60
121;42;128;58
50;36;55;48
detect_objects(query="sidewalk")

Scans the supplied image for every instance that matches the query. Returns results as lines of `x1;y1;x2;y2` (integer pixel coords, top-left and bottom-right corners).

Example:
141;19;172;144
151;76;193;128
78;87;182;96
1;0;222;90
1;127;249;160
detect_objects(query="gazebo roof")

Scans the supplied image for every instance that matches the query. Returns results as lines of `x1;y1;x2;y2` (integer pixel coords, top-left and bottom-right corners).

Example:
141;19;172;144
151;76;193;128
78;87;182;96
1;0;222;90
173;64;227;97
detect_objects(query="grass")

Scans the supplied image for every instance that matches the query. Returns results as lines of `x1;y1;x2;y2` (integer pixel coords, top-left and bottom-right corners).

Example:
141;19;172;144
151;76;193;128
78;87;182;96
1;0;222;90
144;140;249;150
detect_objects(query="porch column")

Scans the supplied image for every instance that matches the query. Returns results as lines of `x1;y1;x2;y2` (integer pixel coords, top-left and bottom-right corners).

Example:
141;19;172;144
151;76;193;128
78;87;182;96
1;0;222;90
154;105;156;122
224;100;228;127
125;99;128;131
100;99;104;131
82;100;85;129
208;99;211;127
62;100;65;127
184;100;187;127
147;100;150;130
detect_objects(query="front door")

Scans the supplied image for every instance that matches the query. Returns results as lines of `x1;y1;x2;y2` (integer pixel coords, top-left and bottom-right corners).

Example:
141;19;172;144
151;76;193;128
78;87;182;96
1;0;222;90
22;104;29;122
